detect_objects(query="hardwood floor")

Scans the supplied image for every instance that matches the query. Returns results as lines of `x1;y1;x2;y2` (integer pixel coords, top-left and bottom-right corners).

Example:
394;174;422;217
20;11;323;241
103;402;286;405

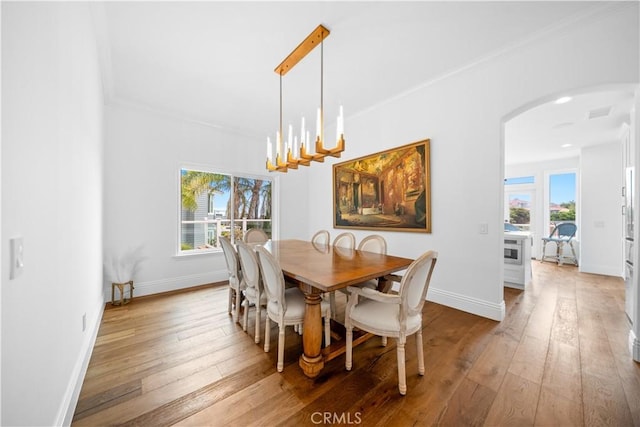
73;262;640;426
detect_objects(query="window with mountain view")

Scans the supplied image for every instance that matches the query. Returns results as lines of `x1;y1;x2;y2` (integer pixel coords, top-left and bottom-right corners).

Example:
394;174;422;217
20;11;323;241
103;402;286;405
179;168;272;253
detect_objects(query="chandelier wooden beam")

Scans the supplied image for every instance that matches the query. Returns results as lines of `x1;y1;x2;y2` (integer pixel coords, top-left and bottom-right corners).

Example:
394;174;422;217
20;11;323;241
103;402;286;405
275;25;330;76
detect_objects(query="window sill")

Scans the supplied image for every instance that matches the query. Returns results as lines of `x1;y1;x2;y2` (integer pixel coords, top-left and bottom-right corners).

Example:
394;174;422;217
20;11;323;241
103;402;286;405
174;249;222;259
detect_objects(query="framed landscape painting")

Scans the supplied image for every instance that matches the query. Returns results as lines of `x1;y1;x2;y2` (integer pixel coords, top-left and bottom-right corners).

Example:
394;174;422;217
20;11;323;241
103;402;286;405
333;139;431;233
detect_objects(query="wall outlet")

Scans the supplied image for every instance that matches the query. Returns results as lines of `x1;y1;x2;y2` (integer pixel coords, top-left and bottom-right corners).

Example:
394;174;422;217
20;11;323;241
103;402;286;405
478;223;489;234
82;313;87;332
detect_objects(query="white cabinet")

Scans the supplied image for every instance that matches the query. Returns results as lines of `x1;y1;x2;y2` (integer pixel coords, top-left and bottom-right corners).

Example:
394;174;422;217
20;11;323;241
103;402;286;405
504;233;532;289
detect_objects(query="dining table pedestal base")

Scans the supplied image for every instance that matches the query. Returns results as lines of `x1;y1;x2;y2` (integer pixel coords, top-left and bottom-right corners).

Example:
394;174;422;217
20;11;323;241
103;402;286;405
299;353;324;378
299;285;325;378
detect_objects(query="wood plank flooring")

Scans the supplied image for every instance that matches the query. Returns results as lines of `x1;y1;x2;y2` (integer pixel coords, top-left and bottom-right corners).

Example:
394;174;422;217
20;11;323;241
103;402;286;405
73;263;640;426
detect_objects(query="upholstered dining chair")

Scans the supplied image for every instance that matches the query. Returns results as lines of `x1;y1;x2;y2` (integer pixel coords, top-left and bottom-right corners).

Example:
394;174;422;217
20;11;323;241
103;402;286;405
244;228;269;244
328;232;357;315
345;250;438;395
358;234;387;254
311;229;331;246
219;236;245;323
332;232;356;249
255;245;331;372
340;234;388;296
236;241;268;344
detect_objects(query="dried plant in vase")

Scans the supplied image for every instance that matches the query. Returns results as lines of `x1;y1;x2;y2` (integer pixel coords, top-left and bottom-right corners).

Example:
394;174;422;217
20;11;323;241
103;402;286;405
104;245;146;304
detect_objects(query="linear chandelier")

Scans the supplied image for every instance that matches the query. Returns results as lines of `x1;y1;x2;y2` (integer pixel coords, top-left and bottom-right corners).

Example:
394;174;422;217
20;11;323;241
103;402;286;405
266;24;345;173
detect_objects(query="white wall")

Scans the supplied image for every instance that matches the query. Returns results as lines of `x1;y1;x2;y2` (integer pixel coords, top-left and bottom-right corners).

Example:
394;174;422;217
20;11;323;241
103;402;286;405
103;3;638;323
104;105;309;297
0;3;3;422
304;3;638;320
1;3;104;426
580;142;624;276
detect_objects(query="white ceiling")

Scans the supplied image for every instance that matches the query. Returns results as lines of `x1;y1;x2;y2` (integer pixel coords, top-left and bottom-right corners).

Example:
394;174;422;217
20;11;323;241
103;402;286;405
505;88;635;165
92;1;635;164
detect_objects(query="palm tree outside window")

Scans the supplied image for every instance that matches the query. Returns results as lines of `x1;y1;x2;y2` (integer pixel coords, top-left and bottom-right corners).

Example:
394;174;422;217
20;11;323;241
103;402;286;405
179;168;272;253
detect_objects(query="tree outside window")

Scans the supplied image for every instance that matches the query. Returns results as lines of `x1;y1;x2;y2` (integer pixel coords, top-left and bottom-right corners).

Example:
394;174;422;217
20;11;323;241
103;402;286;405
180;169;272;253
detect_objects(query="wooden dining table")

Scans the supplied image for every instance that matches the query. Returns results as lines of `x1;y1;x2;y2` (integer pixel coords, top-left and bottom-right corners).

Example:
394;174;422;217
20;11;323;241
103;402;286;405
261;239;414;378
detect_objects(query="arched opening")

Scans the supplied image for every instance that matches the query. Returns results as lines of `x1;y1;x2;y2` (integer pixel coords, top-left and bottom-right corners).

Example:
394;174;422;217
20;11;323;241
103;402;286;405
500;83;637;334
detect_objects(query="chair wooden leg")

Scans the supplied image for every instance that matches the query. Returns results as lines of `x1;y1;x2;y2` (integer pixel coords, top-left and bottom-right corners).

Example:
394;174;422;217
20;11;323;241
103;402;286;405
324;312;330;347
234;288;242;323
277;324;285;372
264;317;271;353
228;288;233;315
329;292;336;319
397;338;407;395
416;330;425;376
345;324;353;371
381;336;388;347
254;306;261;344
243;300;249;332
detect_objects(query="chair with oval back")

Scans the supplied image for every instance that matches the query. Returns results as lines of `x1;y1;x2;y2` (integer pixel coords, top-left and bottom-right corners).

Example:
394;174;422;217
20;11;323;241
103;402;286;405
219;236;245;323
255;246;331;372
244;228;269;244
328;232;357;317
344;234;388;292
345;250;438;395
236;241;268;343
358;234;387;254
332;232;356;249
311;229;331;246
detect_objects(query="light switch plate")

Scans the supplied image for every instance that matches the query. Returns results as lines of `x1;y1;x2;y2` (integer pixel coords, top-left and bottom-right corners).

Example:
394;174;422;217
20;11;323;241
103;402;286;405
10;237;24;280
478;223;489;234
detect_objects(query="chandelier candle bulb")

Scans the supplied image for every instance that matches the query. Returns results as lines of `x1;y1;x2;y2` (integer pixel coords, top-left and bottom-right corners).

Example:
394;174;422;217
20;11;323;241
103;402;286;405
336;107;344;142
316;107;321;140
267;137;272;161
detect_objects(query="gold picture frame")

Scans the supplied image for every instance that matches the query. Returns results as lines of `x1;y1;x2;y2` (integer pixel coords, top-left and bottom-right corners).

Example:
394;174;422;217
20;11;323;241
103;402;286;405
333;139;431;233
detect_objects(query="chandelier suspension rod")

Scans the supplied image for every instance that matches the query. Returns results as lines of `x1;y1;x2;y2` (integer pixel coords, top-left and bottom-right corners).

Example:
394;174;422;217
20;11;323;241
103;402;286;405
279;74;283;154
319;36;324;144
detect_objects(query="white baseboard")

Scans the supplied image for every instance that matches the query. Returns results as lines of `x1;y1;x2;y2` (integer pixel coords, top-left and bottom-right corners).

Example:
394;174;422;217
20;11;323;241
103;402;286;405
630;329;640;362
57;297;105;426
427;286;505;321
579;264;624;278
103;270;228;301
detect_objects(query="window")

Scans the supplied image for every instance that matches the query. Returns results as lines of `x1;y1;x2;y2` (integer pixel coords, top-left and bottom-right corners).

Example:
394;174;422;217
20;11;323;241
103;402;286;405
179;168;272;253
505;176;534;186
548;171;576;234
504;176;535;233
